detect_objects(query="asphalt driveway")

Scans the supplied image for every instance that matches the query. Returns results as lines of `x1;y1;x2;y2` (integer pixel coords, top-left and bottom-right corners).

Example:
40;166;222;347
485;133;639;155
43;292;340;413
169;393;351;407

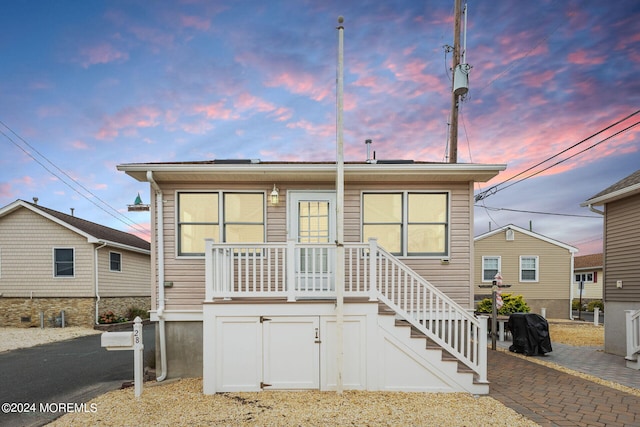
0;325;154;427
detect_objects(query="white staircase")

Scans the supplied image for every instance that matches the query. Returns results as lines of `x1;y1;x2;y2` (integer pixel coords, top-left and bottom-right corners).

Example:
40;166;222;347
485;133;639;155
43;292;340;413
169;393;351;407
377;304;489;394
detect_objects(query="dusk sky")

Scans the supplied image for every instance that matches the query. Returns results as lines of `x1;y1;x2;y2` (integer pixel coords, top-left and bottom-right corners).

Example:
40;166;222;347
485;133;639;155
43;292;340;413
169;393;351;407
1;0;638;255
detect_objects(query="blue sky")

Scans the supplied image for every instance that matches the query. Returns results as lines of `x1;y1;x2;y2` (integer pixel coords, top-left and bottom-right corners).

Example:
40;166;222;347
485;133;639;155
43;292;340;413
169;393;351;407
1;0;638;255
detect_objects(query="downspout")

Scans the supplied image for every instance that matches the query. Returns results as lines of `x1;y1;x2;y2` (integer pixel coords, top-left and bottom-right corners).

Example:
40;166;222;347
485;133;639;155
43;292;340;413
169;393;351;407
147;170;167;382
94;242;108;324
588;204;604;216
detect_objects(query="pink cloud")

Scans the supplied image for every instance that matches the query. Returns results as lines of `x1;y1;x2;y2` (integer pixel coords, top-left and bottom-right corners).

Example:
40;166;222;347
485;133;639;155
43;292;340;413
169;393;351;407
28;80;53;91
18;176;35;186
78;43;128;68
36;106;64;118
286;119;334;138
70;140;90;150
193;101;235;120
567;49;606;65
522;70;555;88
180;15;210;30
0;182;12;198
95;105;162;140
266;72;331;102
233;93;293;121
127;223;151;242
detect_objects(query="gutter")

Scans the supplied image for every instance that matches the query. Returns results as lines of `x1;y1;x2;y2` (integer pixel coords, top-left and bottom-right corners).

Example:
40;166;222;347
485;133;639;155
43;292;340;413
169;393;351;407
147;170;168;382
587;204;604;216
94;242;108;324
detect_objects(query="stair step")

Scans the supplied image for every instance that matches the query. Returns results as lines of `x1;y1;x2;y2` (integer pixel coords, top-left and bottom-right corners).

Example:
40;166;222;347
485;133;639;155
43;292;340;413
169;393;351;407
378;302;488;394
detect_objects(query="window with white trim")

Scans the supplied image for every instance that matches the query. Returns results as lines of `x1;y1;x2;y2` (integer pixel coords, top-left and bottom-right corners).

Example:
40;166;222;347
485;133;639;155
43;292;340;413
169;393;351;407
362;192;449;256
520;256;538;282
54;248;74;277
110;252;122;272
482;256;501;281
177;192;265;255
575;273;594;283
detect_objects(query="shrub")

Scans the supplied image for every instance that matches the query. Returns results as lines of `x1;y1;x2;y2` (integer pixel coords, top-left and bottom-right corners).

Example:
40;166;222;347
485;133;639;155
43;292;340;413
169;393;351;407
125;306;149;321
98;310;127;324
477;293;530;316
587;300;604;313
572;299;586;311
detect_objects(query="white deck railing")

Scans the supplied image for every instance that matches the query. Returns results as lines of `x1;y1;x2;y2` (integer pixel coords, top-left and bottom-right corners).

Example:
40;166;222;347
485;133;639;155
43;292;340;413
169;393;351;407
626;309;640;368
204;238;487;382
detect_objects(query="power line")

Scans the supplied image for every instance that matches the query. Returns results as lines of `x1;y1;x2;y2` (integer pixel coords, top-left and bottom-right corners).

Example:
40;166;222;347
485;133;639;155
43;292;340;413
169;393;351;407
474;205;602;219
475;110;640;201
0;120;150;237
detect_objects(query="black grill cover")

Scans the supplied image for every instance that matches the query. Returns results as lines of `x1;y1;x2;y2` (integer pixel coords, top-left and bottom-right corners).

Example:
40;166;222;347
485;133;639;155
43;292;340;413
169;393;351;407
508;313;552;356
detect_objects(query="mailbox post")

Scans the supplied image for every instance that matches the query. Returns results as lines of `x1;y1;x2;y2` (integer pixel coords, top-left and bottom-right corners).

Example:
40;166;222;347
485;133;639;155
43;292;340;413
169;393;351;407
478;273;511;350
101;316;144;397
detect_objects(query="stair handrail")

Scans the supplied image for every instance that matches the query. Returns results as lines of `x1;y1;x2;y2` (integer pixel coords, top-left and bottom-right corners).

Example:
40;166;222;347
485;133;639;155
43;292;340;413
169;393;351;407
374;245;488;383
626;309;640;362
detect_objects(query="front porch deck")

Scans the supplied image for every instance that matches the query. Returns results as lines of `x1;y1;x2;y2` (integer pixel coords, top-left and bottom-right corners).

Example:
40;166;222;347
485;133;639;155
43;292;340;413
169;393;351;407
204;239;488;384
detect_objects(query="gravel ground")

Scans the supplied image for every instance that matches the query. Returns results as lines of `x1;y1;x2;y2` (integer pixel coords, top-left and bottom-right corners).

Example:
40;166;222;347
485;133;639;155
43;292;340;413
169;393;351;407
1;322;614;426
48;378;537;427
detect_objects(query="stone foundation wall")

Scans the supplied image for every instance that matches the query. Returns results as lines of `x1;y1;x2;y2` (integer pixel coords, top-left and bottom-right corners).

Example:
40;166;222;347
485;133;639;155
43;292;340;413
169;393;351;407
0;297;94;327
97;297;151;321
0;296;151;328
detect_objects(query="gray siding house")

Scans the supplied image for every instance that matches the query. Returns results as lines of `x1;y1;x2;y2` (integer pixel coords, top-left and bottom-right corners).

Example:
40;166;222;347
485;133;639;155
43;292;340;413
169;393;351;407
0;199;151;327
582;169;640;359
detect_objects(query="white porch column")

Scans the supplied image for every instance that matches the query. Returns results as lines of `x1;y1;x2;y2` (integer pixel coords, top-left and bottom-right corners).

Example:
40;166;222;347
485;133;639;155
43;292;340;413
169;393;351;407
368;238;378;301
286;239;296;302
205;239;214;302
477;315;489;383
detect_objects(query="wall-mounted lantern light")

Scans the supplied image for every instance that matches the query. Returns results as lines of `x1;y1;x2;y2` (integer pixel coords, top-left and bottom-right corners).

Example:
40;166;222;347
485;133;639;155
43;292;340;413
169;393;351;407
270;184;279;205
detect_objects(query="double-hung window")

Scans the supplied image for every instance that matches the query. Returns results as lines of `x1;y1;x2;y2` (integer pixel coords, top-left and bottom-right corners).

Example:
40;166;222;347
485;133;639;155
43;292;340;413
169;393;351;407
110;252;122;272
520;256;538;282
54;248;74;277
482;256;501;281
177;192;265;256
362;192;449;256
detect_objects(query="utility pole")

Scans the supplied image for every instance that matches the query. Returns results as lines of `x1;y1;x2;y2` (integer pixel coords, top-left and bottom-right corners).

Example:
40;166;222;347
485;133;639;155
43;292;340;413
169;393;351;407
448;0;463;164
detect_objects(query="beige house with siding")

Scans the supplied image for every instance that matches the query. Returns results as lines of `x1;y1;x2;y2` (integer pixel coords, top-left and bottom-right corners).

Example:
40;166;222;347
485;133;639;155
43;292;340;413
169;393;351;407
582;169;640;361
474;224;578;319
573;253;603;301
0;199;151;327
118;159;505;394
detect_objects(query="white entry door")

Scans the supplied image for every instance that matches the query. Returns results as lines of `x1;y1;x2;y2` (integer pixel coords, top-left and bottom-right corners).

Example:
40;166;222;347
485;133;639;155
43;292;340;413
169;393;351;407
288;191;336;291
263;316;320;389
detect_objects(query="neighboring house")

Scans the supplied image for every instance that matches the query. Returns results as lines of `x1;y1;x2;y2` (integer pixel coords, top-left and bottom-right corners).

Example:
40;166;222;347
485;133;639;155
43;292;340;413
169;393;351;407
0;199;151;328
117;159;505;394
582;169;640;363
573;253;603;302
474;224;578;319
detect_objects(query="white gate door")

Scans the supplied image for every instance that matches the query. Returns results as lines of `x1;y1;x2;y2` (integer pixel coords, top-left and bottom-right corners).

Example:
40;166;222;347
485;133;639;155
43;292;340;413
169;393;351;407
288;191;336;291
263;316;320;389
